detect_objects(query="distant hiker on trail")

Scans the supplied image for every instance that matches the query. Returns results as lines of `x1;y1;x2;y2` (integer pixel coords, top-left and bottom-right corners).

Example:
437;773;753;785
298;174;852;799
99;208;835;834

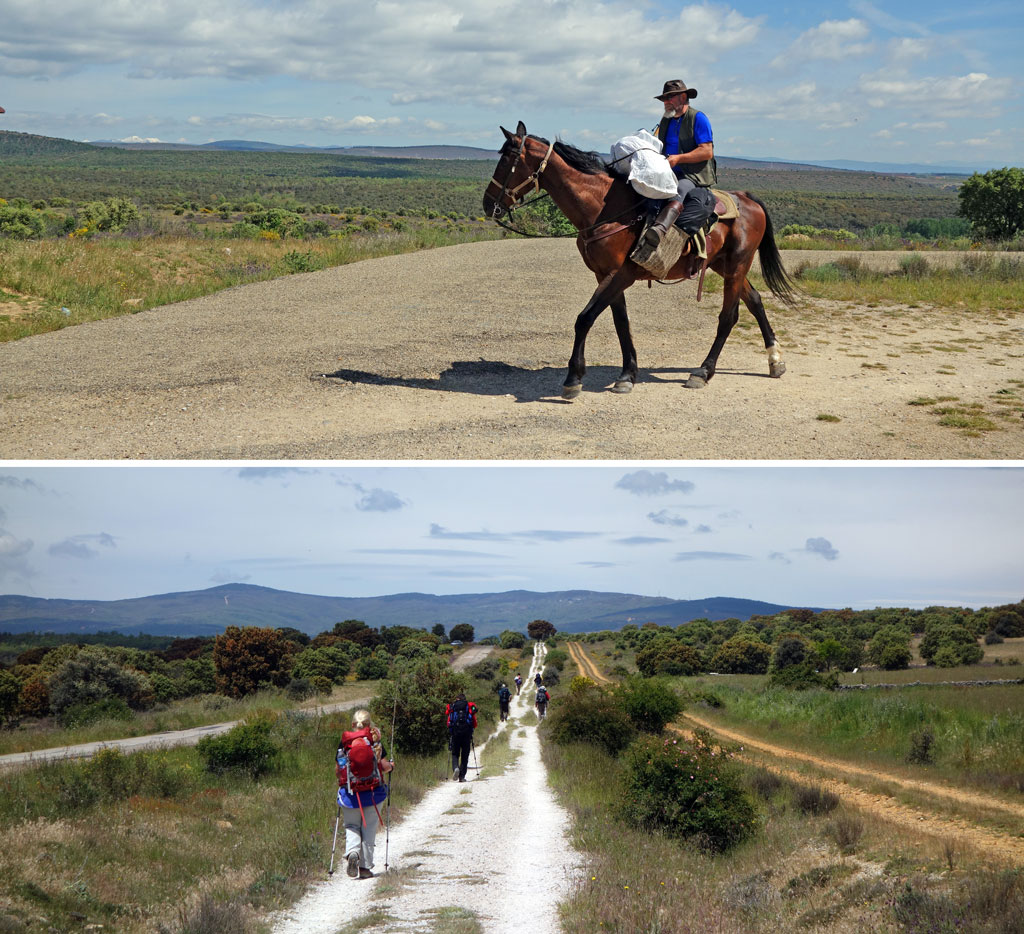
336;709;393;880
514;673;523;695
446;691;478;782
535;685;549;720
534;671;542;688
498;682;512;722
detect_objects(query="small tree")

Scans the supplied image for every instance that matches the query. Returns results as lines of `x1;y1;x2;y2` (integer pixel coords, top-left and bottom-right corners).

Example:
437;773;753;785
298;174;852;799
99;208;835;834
212;626;294;697
527;619;557;641
371;656;467;755
448;623;475;643
48;646;148;716
614;676;683;733
499;630;526;649
958;167;1024;239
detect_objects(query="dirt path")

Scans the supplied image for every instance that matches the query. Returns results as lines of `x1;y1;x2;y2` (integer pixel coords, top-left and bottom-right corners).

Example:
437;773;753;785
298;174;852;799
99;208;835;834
0;698;370;771
271;644;581;933
568;642;1024;865
1;241;1021;459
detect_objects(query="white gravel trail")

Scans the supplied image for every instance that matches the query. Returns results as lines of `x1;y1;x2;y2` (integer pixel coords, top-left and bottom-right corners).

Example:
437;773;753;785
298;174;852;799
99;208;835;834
271;645;581;933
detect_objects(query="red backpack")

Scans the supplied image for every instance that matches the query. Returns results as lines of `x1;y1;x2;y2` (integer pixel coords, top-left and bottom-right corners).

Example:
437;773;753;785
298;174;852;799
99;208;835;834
337;728;383;794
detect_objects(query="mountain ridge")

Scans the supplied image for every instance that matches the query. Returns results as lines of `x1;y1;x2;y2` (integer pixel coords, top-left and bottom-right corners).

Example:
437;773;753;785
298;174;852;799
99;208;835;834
0;584;826;638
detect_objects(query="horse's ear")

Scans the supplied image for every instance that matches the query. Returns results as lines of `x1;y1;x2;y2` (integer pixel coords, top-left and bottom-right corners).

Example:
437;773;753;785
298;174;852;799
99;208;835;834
516;120;527;137
500;125;514;142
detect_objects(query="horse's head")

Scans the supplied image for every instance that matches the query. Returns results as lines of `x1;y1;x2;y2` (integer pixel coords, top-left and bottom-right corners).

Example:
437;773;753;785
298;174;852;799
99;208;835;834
482;120;553;219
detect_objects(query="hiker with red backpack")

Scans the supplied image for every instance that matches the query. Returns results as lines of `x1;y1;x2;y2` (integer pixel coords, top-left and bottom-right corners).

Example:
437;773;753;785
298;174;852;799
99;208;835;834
334;709;393;879
445;691;477;782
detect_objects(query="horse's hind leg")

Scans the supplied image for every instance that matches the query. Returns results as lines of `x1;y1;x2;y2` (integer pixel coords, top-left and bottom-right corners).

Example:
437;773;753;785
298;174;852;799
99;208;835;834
741;278;785;378
685;277;741;389
609;295;638;393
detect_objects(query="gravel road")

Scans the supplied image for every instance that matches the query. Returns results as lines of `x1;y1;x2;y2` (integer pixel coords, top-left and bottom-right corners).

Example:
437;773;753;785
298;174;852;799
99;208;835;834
1;241;1021;459
271;644;580;933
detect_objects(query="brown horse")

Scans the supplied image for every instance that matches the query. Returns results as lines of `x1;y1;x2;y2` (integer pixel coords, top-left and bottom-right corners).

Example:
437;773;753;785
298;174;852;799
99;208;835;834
482;121;797;398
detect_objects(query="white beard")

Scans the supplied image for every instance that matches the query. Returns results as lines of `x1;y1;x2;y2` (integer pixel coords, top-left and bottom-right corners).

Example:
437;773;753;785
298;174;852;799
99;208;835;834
663;104;686;119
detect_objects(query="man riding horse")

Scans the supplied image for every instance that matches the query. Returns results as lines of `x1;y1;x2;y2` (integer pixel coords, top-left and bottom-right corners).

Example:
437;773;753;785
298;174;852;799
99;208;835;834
644;79;717;250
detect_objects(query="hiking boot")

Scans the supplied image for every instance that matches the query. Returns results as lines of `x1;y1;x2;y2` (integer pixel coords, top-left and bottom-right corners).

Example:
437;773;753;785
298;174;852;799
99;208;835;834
452;768;459;781
358;868;374;879
346;852;360;878
643;199;683;249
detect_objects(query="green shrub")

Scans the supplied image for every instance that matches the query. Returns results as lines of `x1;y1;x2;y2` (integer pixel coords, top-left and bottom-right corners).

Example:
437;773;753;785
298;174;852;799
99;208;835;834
370;656;467;756
49;646;149;715
621;729;758;852
544;649;568;671
355;655;389;681
0;205;45;239
499;630;526;649
793;783;839;815
614;676;683;733
545;683;636;755
196;720;280;778
907;728;935;764
59;696;134;727
286;678;315;701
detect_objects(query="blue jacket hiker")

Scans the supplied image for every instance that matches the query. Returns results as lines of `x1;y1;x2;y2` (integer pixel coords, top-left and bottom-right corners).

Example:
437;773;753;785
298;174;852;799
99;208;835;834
335;708;393;880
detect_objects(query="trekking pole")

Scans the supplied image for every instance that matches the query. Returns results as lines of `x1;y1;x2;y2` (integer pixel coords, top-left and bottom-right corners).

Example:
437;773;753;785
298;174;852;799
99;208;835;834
471;736;478;772
385;691;397;873
327;803;341;875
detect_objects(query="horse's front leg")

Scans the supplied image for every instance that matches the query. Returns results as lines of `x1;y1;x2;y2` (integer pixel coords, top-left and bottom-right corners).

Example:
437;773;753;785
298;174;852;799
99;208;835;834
609;294;637;393
685;275;741;389
563;268;633;399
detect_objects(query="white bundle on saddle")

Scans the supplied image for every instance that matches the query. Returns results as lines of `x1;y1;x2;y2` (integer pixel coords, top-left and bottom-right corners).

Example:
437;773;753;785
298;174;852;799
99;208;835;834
609;130;678;199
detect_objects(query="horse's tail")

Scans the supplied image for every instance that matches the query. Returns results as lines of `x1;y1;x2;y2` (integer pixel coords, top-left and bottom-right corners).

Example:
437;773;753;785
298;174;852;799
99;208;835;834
746;192;799;306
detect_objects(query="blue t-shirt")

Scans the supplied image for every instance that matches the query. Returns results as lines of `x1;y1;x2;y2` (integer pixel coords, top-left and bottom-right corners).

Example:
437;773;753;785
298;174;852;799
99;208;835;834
664;111;713;156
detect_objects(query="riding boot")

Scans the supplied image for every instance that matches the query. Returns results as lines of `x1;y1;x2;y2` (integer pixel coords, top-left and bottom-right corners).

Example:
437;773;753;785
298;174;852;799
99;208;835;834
643;199;684;248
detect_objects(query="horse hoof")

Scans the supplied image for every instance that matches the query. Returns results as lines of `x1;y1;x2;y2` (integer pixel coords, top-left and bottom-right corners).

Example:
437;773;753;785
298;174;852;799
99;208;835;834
769;362;787;379
562;385;582;400
685;374;707;389
611;380;633;394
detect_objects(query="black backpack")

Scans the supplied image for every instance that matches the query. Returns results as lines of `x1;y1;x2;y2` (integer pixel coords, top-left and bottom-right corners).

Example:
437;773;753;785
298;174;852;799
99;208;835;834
536;687;549;704
498;687;511;703
448;699;473;735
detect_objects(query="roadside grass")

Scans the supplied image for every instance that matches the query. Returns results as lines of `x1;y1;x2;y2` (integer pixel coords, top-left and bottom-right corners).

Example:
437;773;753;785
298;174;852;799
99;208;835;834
0;706;450;934
0;681;382;757
681;681;1024;797
0;224;502;343
542;738;1020;934
780;253;1024;313
479;728;520;779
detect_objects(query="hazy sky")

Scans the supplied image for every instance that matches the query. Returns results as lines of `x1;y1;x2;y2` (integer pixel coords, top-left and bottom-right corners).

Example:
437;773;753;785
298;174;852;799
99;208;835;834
1;1;1020;165
0;464;1020;611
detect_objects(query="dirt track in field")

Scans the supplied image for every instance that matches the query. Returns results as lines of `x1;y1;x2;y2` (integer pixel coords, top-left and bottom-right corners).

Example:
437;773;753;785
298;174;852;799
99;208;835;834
568;642;1024;865
1;241;1022;459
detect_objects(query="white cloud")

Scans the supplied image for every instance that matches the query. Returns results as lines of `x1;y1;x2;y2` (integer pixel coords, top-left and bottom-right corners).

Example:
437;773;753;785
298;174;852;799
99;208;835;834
0;0;761;116
772;18;873;67
860;71;1012;106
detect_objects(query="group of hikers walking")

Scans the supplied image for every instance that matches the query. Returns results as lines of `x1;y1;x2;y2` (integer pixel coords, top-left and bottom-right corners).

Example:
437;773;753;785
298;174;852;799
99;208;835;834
332;659;553;880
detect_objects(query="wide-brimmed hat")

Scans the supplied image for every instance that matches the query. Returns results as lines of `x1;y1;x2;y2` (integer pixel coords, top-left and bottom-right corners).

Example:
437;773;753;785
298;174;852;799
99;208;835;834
655;80;698;101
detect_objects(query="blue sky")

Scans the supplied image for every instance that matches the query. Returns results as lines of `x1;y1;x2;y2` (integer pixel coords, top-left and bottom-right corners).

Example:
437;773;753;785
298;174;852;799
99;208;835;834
1;0;1020;166
0;465;1020;611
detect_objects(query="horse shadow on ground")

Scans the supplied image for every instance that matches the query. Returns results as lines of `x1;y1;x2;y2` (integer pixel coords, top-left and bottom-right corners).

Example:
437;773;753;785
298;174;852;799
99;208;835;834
318;361;774;403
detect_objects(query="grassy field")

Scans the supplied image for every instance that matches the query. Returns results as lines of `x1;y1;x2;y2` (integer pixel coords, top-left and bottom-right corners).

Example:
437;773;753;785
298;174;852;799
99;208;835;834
0;707;453;934
0;220;502;343
542;737;1023;934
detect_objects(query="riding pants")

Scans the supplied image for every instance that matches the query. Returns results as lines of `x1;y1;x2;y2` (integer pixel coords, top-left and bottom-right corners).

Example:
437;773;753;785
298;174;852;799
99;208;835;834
673;178;716;235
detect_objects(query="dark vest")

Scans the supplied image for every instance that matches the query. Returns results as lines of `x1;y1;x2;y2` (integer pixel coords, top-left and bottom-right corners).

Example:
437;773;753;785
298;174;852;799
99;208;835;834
655;108;717;188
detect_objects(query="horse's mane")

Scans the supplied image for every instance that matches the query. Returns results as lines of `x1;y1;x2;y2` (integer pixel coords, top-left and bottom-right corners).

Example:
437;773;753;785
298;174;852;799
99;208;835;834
530;135;611;177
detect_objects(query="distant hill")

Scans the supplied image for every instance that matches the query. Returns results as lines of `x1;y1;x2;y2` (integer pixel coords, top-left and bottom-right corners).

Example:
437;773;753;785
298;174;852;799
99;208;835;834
0;130;96;157
0;584;824;638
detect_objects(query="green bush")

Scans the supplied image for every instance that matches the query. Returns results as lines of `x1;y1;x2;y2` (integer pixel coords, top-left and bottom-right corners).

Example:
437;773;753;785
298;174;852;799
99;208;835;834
0;205;45;239
371;656;467;756
355;655;389;681
49;646;149;716
621;729;758;852
545;683;636;755
286;677;315;701
614;676;683;733
59;696;134;727
196;720;280;778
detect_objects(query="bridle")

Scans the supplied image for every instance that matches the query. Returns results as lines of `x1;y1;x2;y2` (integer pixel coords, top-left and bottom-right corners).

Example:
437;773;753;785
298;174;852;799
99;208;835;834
488;135;555;220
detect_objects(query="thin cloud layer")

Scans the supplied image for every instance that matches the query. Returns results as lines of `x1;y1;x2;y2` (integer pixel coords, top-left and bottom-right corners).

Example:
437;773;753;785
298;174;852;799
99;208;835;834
805;537;840;561
674;551;753;562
